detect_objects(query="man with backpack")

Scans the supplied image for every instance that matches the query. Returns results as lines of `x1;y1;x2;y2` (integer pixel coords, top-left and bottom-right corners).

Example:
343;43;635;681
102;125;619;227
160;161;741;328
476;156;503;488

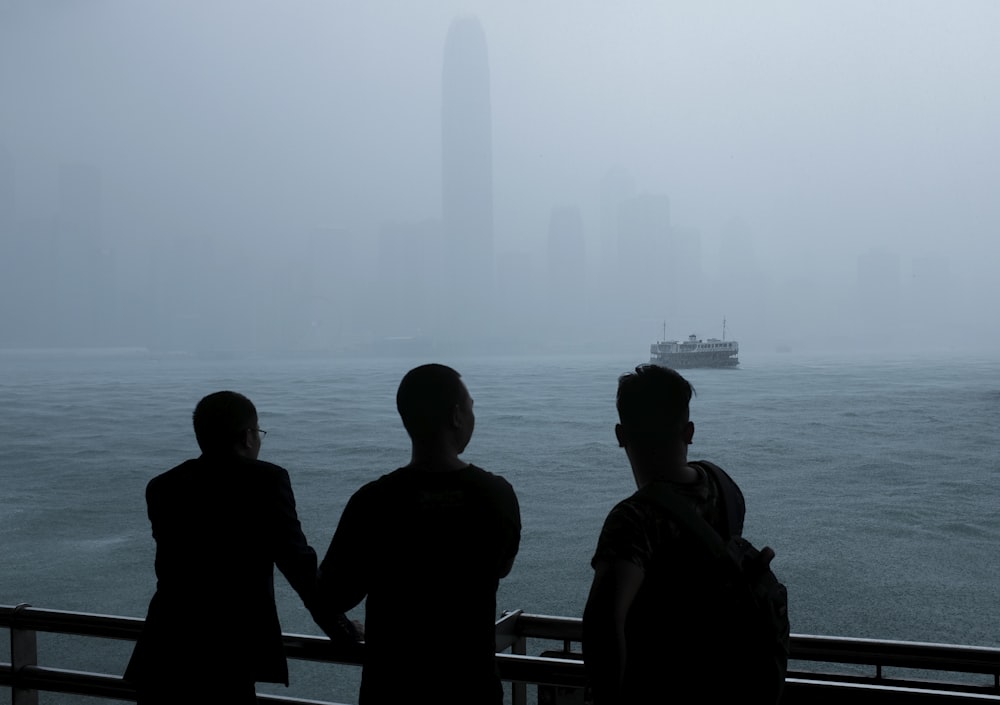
583;364;788;704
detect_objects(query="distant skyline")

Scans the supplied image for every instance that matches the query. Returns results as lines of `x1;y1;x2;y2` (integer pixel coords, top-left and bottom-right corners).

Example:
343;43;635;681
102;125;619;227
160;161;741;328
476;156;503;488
0;3;997;354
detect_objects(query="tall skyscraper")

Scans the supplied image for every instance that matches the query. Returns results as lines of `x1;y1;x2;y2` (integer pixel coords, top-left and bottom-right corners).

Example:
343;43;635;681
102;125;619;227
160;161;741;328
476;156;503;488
442;16;494;340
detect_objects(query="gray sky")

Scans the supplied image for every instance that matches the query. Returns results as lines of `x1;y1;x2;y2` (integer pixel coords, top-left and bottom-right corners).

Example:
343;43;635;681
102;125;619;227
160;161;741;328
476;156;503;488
2;1;998;352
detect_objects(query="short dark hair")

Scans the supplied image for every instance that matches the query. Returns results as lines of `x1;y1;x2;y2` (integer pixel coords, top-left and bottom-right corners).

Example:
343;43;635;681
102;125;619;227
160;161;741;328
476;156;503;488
396;364;466;440
192;391;257;453
616;364;695;445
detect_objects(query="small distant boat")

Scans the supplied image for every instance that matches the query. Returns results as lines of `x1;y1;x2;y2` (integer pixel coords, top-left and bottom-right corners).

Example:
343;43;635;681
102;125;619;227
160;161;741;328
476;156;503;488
649;320;739;369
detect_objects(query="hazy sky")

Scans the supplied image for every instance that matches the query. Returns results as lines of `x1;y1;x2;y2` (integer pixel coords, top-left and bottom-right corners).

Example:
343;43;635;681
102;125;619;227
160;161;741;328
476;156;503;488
2;1;998;351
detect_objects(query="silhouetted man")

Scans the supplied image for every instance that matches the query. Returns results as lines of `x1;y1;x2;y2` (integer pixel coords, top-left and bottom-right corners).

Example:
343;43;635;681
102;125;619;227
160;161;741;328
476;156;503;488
125;390;358;705
583;365;784;704
319;364;521;705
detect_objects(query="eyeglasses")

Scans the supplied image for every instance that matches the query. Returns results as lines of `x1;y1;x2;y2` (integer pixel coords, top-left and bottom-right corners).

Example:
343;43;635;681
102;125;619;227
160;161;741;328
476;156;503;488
255;428;267;439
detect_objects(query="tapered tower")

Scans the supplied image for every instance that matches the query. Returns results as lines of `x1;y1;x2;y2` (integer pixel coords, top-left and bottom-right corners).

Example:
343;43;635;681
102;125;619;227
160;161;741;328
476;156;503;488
442;17;494;338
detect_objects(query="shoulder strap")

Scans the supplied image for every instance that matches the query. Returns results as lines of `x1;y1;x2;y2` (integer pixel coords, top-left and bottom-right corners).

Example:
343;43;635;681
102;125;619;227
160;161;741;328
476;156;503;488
637;481;729;561
692;460;746;539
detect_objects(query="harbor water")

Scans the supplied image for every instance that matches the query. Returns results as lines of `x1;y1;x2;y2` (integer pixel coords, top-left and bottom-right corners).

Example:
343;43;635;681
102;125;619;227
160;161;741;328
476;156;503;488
2;349;999;703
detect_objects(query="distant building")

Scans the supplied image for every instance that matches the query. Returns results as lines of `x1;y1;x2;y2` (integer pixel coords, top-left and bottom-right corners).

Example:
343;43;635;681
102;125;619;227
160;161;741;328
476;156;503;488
495;250;542;343
376;218;443;337
258;226;359;352
441;16;494;339
617;193;672;329
715;217;768;343
546;205;587;339
598;166;635;280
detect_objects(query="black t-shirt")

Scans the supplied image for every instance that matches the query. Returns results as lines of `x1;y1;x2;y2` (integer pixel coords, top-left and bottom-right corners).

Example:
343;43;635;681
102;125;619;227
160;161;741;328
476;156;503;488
591;462;750;701
320;463;521;704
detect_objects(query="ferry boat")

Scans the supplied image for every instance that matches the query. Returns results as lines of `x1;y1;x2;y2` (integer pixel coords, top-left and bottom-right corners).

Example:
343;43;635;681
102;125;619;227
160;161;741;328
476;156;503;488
650;323;739;369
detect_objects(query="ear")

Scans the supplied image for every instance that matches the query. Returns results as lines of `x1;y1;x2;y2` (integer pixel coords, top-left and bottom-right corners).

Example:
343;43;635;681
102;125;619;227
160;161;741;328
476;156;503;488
615;423;627;448
450;403;462;429
682;420;695;446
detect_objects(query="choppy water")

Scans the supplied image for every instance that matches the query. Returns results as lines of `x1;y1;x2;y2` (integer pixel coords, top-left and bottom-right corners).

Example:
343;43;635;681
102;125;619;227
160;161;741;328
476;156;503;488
2;349;999;703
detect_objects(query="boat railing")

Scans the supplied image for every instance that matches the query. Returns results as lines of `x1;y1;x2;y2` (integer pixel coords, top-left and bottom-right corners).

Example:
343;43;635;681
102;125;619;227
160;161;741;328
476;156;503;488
5;603;1000;704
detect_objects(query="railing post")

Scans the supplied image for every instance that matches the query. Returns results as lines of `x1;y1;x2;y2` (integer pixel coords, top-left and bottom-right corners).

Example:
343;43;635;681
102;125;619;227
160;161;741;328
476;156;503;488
497;609;529;705
511;632;527;705
11;603;39;705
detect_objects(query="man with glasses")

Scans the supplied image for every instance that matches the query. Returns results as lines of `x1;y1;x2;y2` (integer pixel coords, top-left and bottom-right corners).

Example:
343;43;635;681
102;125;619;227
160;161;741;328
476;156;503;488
125;390;359;705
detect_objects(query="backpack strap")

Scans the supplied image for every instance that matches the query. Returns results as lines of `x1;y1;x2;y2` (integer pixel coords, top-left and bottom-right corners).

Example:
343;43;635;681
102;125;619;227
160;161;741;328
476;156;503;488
692;460;746;539
637;480;730;561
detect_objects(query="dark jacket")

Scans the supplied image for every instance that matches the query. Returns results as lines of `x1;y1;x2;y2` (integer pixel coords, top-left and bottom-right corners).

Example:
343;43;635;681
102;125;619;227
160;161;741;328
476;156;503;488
125;454;338;686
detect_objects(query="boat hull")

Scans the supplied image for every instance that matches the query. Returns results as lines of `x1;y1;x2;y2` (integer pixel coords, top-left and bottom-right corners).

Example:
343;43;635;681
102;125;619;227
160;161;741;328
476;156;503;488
650;351;739;369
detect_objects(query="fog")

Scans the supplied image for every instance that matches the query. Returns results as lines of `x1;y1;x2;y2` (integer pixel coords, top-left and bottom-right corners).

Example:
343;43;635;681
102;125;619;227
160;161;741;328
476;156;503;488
2;1;998;356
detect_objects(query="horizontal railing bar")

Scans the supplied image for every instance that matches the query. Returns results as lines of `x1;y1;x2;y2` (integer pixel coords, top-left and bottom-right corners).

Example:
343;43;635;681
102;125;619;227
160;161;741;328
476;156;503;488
7;604;1000;704
495;653;589;688
9;666;134;701
6;662;1000;705
255;695;348;705
785;678;1000;703
1;604;143;641
787;670;1000;696
504;613;1000;676
792;635;1000;674
508;613;584;642
7;604;999;672
9;665;353;705
281;632;363;665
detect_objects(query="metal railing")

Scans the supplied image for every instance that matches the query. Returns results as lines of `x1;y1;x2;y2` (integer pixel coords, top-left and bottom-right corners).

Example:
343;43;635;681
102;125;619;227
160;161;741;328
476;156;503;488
495;611;1000;704
5;604;1000;704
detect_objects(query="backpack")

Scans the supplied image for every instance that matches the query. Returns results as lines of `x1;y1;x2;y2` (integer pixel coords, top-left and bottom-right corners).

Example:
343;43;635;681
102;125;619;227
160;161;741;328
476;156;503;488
637;460;790;703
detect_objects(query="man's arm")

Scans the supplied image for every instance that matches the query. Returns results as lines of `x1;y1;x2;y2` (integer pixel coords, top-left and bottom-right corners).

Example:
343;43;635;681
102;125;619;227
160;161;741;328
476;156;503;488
317;491;370;614
269;466;361;646
583;558;645;705
269;465;322;593
498;483;521;579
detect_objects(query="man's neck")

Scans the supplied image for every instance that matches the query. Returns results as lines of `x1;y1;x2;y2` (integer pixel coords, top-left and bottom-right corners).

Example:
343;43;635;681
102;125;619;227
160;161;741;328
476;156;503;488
631;449;694;488
408;444;468;472
201;448;248;460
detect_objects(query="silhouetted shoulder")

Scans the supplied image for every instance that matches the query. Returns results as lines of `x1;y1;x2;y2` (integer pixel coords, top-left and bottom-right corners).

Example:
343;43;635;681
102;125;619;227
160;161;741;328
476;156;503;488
388;464;511;496
146;459;198;503
152;455;288;483
241;457;293;483
146;457;294;510
447;464;517;497
343;464;518;527
465;464;516;488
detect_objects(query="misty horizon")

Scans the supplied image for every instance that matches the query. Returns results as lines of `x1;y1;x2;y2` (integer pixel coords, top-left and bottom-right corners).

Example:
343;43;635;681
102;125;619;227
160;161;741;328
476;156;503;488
1;2;998;355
